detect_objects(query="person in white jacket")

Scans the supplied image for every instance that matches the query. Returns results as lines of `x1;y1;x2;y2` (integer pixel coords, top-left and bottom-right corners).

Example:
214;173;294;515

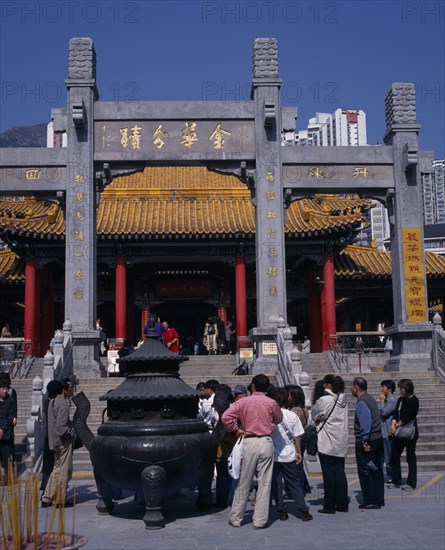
311;374;349;514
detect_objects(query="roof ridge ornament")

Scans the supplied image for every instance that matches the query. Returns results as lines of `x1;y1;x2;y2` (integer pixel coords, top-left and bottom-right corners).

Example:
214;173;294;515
252;38;279;79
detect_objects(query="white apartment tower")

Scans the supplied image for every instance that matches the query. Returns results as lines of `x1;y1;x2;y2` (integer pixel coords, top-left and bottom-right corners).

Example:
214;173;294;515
311;109;367;146
422;160;445;225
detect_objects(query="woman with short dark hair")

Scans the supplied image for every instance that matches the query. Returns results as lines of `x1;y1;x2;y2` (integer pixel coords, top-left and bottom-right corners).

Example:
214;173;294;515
388;378;419;490
311;374;349;513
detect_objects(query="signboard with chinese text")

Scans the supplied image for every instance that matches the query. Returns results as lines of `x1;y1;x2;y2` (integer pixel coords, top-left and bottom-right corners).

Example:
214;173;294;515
94;120;255;160
402;227;427;322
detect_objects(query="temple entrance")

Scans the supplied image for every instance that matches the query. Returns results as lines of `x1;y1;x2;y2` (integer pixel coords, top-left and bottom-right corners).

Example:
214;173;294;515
155;299;219;352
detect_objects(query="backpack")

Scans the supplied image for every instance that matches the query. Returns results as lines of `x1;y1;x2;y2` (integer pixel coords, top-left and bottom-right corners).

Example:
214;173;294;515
207;324;215;335
232;360;248;376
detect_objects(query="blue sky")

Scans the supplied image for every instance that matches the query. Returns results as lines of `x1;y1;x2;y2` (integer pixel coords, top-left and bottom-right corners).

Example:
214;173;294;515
1;0;444;156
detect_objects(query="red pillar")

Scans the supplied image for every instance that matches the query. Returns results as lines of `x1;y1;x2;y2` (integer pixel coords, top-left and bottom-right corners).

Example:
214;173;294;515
24;257;36;356
34;270;41;356
308;266;323;353
115;256;126;340
235;254;247;347
323;253;337;350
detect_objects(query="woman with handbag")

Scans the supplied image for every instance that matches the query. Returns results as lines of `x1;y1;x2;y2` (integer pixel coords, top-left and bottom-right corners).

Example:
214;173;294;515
311;374;349;514
388;378;419;490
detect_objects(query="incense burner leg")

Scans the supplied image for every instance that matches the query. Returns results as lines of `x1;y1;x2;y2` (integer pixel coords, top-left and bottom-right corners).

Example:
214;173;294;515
141;465;166;529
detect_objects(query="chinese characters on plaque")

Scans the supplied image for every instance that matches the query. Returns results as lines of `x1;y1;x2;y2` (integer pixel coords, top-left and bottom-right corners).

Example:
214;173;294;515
401;227;427;322
73;173;86;301
306;166;370;179
265;170;279;298
98;121;252;153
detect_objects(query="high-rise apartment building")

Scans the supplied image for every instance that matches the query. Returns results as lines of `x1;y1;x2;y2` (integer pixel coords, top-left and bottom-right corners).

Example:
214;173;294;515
422;160;445;225
295;109;367;147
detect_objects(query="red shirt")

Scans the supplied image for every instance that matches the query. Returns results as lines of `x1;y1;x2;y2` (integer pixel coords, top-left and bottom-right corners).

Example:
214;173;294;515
163;328;179;352
222;392;283;436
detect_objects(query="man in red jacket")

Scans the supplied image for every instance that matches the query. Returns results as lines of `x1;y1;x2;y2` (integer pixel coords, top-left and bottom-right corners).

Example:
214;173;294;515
162;321;179;353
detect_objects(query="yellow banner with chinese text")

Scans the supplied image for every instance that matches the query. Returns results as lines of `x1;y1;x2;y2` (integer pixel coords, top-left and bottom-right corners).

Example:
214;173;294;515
402;227;427;322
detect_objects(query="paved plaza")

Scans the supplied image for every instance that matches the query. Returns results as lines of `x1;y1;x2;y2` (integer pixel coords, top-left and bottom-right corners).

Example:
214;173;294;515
36;472;445;550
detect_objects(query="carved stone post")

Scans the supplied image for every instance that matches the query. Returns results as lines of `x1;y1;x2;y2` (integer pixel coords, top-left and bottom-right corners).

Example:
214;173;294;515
65;38;101;376
42;349;55;384
249;39;294;372
383;83;432;370
26;376;44;467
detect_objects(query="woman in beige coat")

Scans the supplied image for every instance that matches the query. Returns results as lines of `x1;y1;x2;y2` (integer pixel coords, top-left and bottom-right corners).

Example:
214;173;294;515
311;374;349;513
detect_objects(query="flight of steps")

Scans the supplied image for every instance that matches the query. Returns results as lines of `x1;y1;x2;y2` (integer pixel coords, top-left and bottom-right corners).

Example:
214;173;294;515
307;371;445;473
10;356;445;477
300;353;332;376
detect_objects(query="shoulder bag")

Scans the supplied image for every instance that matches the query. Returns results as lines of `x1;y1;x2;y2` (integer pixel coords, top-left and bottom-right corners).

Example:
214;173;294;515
394;400;416;440
302;395;339;456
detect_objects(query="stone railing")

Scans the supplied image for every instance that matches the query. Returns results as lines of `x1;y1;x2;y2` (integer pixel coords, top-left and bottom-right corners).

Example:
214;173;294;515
26;320;73;469
432;313;445;382
276;316;311;406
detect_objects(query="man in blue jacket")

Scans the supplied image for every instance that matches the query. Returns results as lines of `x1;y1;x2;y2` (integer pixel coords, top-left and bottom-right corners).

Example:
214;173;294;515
352;377;385;509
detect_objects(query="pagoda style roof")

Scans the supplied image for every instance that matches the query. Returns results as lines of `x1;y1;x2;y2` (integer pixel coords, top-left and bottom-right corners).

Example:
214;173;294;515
335;245;445;278
0;167;369;240
0;250;25;284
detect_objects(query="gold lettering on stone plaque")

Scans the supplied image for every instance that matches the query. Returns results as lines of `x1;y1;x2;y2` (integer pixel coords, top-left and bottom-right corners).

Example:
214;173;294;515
307;167;324;179
73;288;84;300
209;123;231;149
352;167;369;178
180;122;198;149
25;169;41;180
153;125;169;149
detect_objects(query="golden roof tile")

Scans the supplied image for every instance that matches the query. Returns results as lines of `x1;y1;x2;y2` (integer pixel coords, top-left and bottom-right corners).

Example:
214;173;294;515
336;245;445;278
0;166;369;238
0;250;25;284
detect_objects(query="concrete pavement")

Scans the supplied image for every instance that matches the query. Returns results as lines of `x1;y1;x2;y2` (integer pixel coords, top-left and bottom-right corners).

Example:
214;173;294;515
35;472;445;550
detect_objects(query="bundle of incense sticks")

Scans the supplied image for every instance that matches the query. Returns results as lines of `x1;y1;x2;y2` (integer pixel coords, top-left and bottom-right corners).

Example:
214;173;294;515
0;460;77;550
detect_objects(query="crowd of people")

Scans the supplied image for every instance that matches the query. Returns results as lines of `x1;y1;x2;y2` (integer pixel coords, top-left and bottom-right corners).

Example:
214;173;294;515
0;363;419;522
194;373;420;528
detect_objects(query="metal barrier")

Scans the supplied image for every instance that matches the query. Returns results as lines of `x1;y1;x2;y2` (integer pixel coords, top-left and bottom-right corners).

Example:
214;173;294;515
0;338;33;379
327;332;387;373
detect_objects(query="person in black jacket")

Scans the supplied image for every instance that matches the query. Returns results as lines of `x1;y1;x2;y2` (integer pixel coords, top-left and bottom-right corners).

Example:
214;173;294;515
387;378;419;490
0;377;17;481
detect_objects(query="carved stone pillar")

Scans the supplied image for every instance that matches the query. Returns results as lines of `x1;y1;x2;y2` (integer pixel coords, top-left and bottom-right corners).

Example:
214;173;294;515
65;38;101;375
383;83;432;370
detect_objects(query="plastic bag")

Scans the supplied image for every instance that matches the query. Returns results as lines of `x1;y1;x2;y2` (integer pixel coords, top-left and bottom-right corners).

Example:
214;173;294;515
228;435;244;479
